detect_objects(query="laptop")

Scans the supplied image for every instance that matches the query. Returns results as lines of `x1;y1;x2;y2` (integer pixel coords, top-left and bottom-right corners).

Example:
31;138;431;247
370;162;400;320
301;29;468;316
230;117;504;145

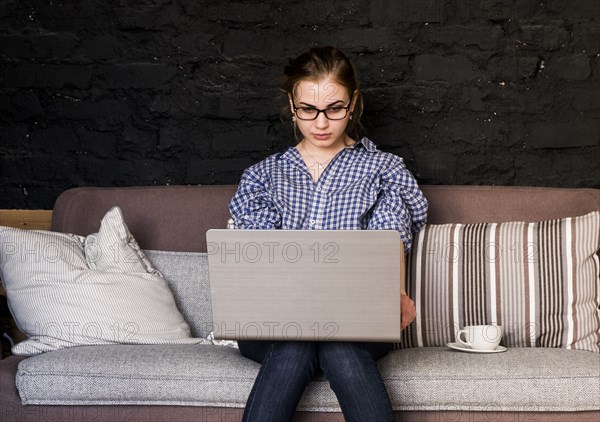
206;229;404;342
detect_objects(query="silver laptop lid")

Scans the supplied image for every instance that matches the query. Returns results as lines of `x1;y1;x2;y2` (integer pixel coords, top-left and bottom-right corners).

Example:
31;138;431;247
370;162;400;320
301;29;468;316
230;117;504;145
206;229;403;342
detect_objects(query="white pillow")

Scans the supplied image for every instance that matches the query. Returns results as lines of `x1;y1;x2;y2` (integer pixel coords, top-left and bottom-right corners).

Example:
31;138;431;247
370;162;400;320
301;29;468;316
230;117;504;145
0;206;207;355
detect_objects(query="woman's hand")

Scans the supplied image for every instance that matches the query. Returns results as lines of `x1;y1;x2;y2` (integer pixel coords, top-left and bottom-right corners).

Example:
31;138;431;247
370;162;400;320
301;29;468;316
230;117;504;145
401;291;416;331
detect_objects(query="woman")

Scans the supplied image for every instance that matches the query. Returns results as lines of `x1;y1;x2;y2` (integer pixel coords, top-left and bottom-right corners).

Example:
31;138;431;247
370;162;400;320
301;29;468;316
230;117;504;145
228;46;428;422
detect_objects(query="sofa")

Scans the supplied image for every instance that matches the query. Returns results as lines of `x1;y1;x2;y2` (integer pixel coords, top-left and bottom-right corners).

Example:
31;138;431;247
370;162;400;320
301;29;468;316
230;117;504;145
1;184;599;422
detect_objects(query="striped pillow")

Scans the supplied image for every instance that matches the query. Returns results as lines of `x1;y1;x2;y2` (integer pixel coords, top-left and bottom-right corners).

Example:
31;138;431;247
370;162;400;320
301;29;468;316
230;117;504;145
397;211;600;354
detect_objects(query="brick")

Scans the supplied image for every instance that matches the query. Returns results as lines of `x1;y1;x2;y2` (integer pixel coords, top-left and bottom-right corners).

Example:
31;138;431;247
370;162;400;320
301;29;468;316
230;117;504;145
2;153;76;184
442;115;518;149
176;0;203;17
29;127;79;155
514;149;599;187
75;128;118;158
185;156;257;184
519;25;569;51
336;27;395;53
414;55;478;81
213;123;270;152
443;0;516;25
152;90;212;118
0;35;27;58
359;86;404;114
119;126;157;154
0;1;16;20
455;156;517;185
120;159;168;184
49;98;132;130
413;149;457;183
114;4;175;31
256;2;335;27
570;89;600;111
546;0;600;20
203;2;273;23
358;55;410;83
223;30;275;58
17;1;110;32
528;121;599;148
571;24;600;53
158;124;209;151
170;33;217;57
218;90;276;120
421;26;503;50
81;35;118;60
95;64;173;89
0;125;29;153
0;186;28;210
0;155;33;183
396;84;445;113
460;84;526;113
487;56;539;82
546;55;591;80
9;91;45;120
28;154;77;181
0;64;92;88
369;0;443;23
77;155;167;185
76;156;117;185
548;89;600;113
519;85;555;114
26;33;78;58
196;61;279;93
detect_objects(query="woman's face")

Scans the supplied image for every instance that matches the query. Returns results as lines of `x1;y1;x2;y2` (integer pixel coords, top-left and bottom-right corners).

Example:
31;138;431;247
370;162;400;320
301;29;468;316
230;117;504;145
289;77;357;150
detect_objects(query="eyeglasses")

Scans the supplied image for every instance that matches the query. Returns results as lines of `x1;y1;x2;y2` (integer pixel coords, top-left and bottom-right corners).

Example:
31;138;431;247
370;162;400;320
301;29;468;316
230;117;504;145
292;92;354;121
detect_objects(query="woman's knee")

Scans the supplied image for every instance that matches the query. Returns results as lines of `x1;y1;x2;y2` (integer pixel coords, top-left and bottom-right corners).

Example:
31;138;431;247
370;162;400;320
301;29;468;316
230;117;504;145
318;342;377;376
266;340;319;373
238;340;274;363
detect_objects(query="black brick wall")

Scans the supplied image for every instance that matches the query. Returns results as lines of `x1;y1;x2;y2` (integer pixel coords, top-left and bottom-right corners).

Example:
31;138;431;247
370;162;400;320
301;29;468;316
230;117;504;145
0;0;598;209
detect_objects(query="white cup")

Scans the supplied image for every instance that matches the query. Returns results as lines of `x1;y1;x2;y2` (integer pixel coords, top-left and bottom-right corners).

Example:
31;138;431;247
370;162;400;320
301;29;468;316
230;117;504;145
456;325;502;350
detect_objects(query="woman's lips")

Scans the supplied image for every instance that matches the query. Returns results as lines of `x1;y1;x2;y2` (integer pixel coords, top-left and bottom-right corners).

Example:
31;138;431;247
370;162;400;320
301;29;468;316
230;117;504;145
313;133;331;140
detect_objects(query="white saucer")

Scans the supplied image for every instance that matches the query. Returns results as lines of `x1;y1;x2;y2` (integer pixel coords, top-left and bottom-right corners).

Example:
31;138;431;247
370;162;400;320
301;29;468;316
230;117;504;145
447;342;507;353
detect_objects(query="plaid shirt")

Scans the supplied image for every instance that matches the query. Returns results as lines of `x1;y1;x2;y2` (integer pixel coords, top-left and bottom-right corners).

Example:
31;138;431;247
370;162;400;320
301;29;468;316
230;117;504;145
228;136;428;252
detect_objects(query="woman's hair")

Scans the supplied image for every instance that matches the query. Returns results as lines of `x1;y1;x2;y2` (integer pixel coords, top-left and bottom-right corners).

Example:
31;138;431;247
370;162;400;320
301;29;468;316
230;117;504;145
278;46;365;142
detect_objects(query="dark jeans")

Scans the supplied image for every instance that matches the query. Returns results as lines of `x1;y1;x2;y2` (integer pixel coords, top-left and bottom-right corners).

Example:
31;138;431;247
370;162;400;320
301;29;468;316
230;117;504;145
238;339;395;422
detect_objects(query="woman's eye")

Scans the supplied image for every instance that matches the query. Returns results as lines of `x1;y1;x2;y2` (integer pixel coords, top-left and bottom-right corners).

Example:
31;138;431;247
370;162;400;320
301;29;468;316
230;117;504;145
328;107;343;112
301;107;316;112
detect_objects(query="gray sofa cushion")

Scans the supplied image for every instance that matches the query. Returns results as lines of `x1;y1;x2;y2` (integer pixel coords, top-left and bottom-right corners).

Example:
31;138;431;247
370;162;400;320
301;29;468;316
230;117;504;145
16;344;600;412
15;344;339;411
143;250;213;339
384;347;600;412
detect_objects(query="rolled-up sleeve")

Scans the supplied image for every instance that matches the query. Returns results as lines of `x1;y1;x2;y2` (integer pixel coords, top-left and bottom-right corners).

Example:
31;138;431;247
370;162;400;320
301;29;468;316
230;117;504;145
367;157;428;252
228;167;281;230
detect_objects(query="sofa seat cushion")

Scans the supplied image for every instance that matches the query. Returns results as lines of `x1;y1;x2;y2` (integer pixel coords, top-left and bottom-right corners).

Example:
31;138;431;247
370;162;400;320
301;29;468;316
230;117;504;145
15;344;338;411
16;345;600;412
383;347;600;412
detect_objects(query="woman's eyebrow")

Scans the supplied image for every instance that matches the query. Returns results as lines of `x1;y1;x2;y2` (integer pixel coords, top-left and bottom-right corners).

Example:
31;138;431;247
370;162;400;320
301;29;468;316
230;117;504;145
299;99;344;106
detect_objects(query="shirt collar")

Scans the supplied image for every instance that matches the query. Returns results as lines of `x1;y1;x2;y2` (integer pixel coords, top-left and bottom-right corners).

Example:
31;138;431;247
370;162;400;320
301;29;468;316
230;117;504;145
277;136;378;163
350;136;378;152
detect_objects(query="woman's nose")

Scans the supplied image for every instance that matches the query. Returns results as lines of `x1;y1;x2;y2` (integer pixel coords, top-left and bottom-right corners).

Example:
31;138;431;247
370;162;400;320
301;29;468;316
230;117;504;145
315;112;329;128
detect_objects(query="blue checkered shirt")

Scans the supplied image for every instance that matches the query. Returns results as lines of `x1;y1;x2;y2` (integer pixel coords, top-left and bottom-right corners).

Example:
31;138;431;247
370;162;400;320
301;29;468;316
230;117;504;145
228;136;428;252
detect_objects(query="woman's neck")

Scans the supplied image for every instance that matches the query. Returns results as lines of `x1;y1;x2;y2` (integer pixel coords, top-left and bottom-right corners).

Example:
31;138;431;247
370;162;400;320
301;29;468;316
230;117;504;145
298;135;355;158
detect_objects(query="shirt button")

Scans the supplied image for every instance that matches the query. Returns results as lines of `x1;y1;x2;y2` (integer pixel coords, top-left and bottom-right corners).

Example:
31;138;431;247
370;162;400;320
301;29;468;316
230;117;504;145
316;186;321;191
310;219;316;225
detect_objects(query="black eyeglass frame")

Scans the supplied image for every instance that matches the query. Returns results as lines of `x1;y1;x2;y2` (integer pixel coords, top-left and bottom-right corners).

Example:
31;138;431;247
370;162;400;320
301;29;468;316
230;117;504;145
291;92;354;121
